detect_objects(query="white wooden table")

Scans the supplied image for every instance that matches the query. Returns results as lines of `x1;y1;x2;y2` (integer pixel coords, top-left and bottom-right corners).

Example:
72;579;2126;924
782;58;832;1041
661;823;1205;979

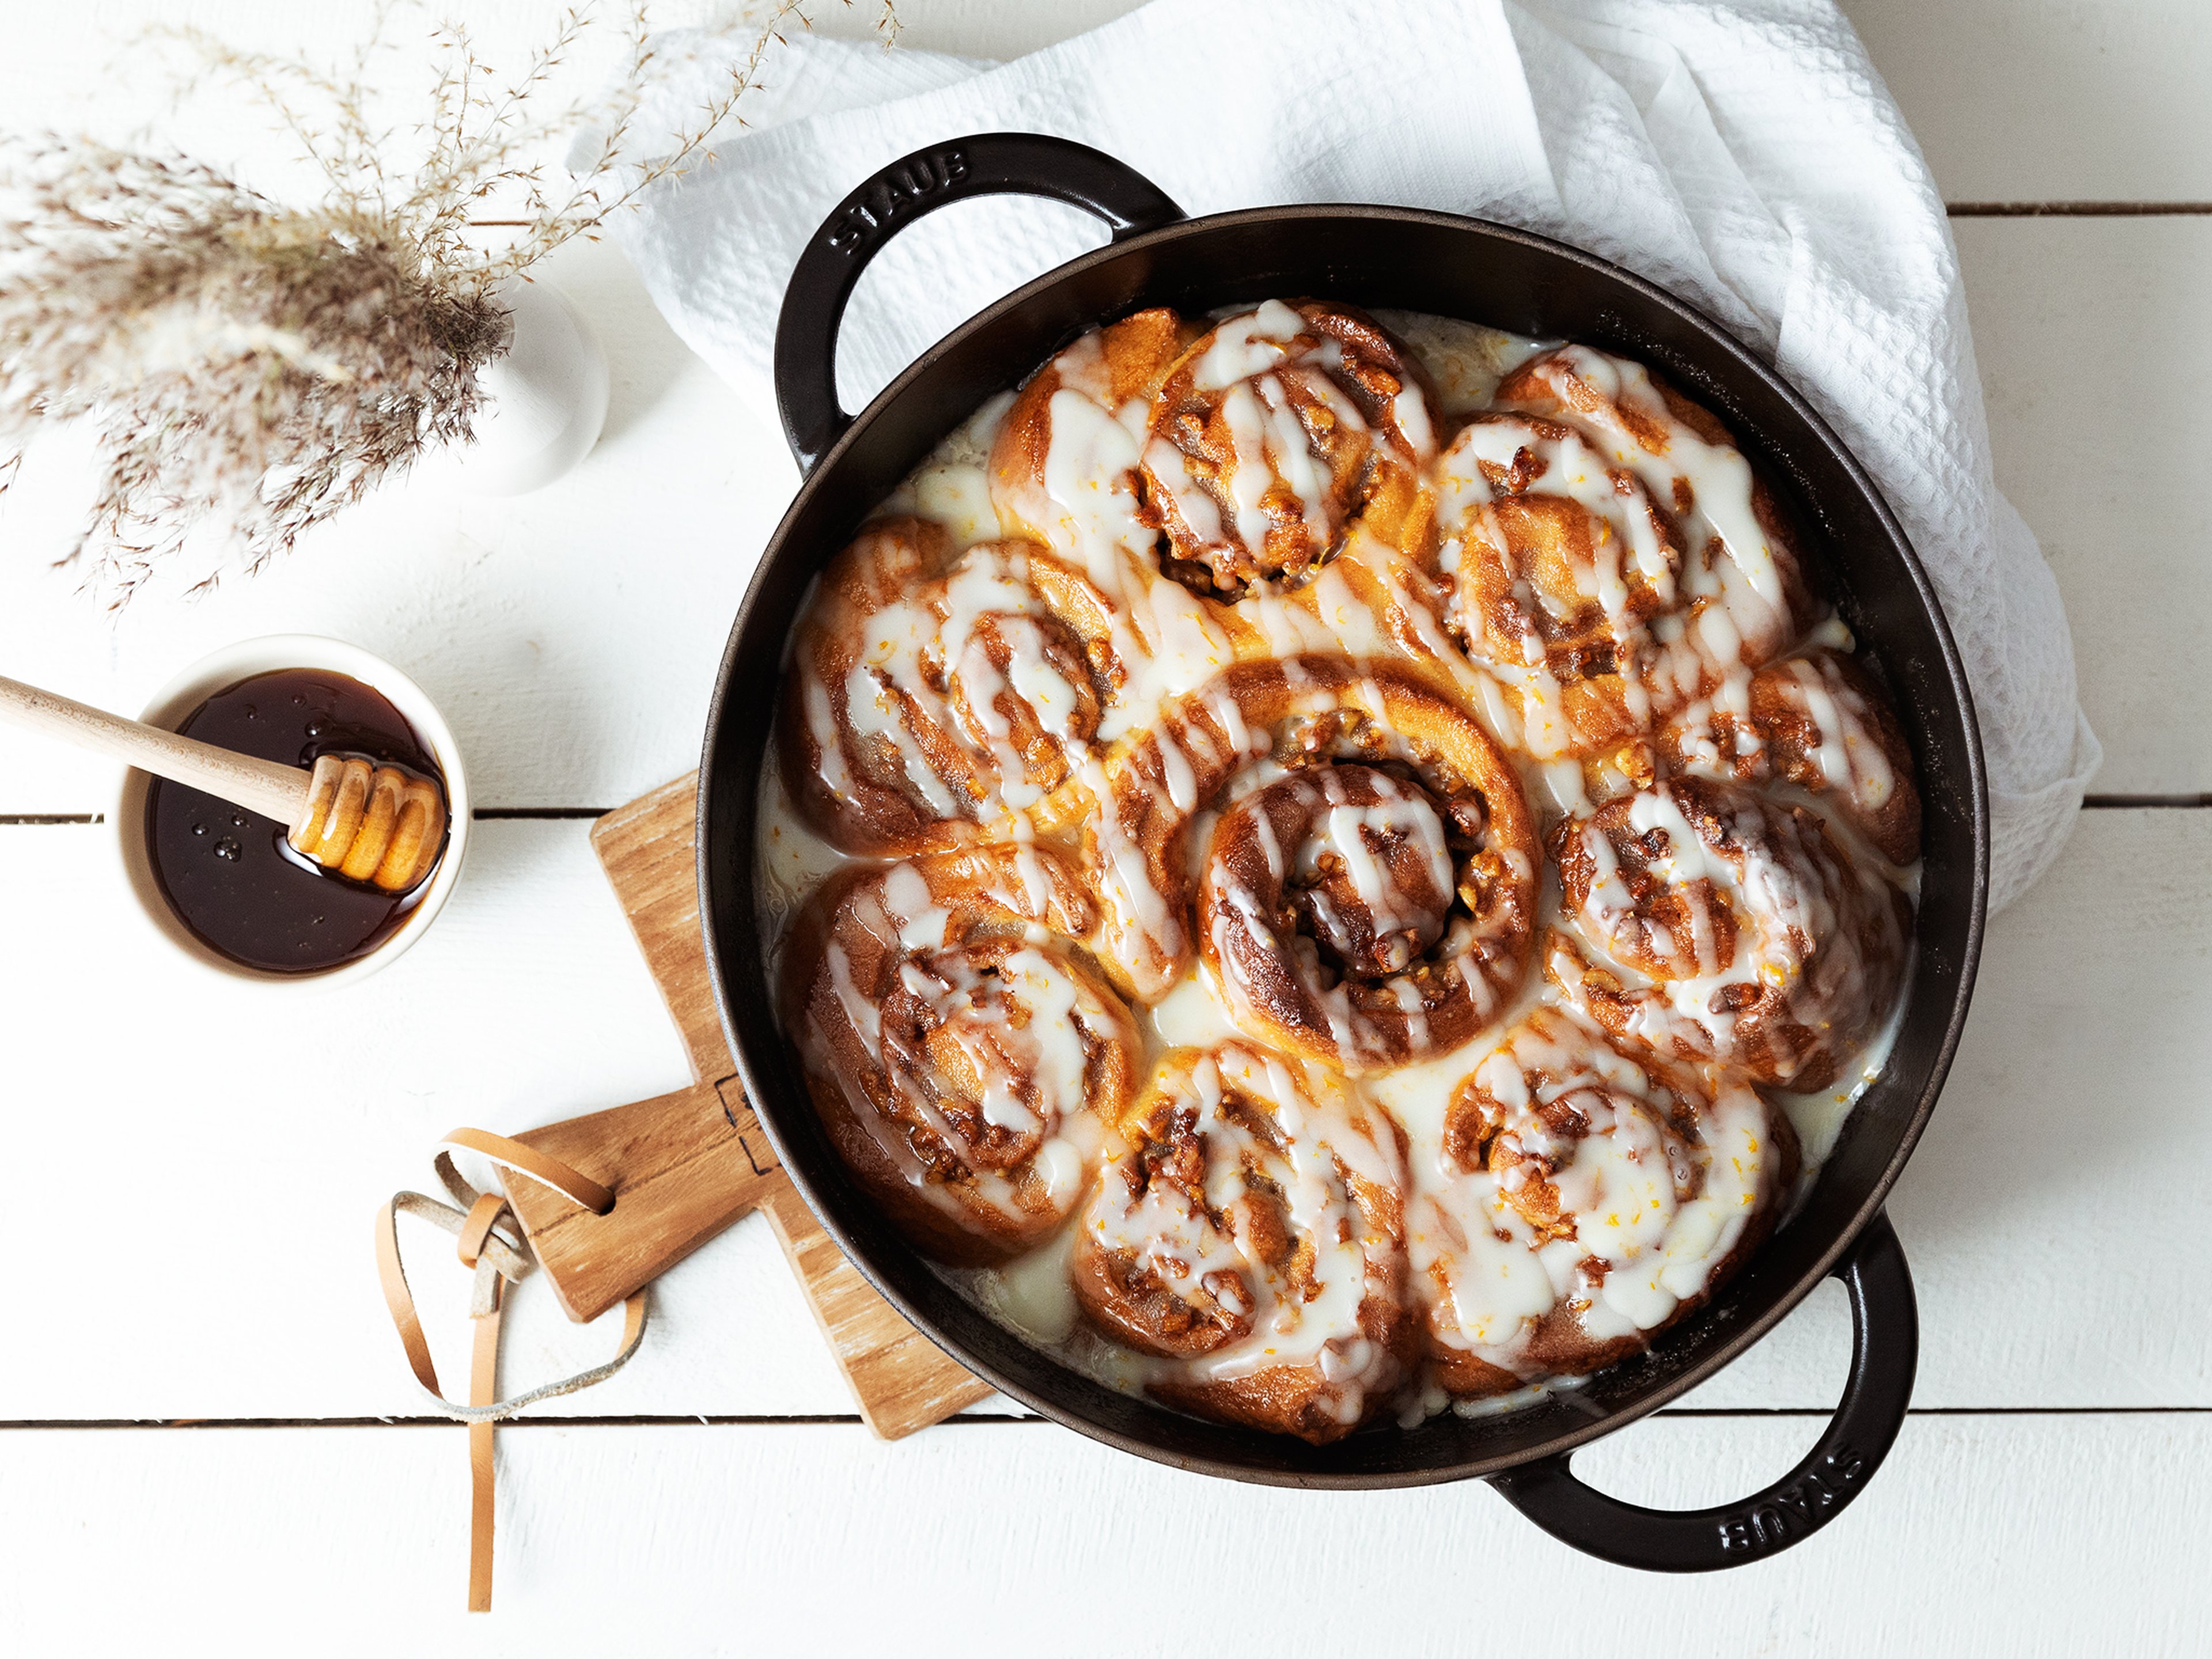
4;2;2207;1650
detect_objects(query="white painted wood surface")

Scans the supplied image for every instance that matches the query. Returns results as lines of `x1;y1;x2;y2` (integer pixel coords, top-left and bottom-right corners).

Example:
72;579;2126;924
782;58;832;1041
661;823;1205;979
1958;215;2212;794
8;1416;2212;1655
2;0;2208;1649
1849;0;2212;202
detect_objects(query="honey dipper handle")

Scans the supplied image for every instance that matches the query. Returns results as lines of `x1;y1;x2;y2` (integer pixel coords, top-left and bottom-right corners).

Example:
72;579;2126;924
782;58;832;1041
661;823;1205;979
0;673;310;825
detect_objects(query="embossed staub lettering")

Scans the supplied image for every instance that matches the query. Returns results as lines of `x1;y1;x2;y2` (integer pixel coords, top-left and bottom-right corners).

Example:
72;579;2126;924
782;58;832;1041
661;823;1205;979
1717;1445;1866;1554
824;147;971;255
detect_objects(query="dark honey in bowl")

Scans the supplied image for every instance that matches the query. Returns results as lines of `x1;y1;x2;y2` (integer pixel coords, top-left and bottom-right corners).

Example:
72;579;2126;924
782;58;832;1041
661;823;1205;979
145;668;449;974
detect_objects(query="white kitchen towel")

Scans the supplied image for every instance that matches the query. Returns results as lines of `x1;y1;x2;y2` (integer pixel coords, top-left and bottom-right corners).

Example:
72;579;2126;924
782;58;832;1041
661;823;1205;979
606;0;2099;912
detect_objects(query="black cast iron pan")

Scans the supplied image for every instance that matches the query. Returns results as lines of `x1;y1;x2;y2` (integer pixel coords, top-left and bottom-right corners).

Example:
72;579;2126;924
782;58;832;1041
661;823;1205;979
698;133;1989;1571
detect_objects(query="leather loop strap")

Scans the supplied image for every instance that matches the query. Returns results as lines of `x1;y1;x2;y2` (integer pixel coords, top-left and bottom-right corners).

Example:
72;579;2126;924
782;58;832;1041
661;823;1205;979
376;1140;649;1611
441;1127;615;1215
468;1304;501;1613
457;1192;509;1270
374;1195;648;1420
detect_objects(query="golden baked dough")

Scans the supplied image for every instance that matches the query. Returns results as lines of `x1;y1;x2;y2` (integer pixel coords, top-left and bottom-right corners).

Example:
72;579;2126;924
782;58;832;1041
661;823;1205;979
779;846;1138;1266
1546;777;1910;1092
1072;1044;1415;1443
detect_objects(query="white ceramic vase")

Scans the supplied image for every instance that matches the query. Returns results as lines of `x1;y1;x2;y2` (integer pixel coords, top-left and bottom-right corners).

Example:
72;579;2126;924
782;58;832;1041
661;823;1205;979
440;276;610;497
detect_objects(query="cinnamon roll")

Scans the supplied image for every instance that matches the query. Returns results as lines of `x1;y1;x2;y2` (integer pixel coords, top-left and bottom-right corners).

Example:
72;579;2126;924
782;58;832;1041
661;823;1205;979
780;846;1140;1266
1546;777;1909;1091
1414;1010;1797;1396
1141;300;1438;597
777;517;1127;854
1493;344;1817;683
1425;346;1821;768
1433;411;1687;757
1199;762;1531;1072
990;307;1196;565
1073;1044;1415;1442
1085;654;1539;1006
1659;646;1922;865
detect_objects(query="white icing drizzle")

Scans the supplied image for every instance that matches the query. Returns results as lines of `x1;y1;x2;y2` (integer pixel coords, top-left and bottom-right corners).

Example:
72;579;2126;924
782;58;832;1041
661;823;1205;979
1084;1046;1407;1423
801;856;1128;1244
1414;1011;1778;1371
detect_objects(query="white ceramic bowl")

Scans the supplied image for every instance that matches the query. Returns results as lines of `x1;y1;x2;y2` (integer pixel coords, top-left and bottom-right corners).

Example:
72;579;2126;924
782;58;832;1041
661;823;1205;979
114;635;471;988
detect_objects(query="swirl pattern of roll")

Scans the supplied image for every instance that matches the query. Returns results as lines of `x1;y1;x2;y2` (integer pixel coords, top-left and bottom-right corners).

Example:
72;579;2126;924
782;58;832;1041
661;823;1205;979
986;312;1255;741
1546;777;1910;1091
1659;645;1922;865
1433;410;1687;757
1140;300;1439;596
1412;1010;1797;1397
1084;654;1539;1011
1199;761;1532;1071
1073;1044;1415;1442
1432;342;1819;766
779;845;1141;1266
778;517;1132;854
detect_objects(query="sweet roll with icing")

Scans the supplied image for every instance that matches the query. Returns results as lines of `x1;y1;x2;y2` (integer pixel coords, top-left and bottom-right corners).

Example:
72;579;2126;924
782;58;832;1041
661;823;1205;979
779;846;1139;1265
1493;343;1817;676
1140;300;1439;596
1427;344;1819;773
1546;777;1908;1091
1433;411;1687;758
1199;761;1531;1072
1413;1011;1797;1396
1084;654;1538;1006
1659;645;1921;865
778;517;1127;854
1072;1044;1414;1442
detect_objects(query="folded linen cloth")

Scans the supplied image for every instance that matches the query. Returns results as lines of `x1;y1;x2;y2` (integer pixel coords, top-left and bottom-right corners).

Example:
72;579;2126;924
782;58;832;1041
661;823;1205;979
604;0;2099;911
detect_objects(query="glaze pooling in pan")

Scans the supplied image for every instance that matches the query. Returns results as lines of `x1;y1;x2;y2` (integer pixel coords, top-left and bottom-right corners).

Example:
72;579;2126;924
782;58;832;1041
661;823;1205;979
758;300;1919;1443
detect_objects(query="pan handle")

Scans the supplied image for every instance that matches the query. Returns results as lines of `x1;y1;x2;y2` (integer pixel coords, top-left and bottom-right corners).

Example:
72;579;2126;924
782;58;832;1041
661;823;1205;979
772;131;1186;474
1489;1209;1918;1572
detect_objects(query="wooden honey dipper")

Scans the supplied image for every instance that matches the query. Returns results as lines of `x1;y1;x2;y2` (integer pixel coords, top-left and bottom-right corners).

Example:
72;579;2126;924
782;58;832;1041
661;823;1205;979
0;673;448;892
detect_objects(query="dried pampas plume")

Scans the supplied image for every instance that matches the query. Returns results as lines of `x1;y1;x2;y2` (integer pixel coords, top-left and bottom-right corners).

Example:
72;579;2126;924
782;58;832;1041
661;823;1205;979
0;1;900;603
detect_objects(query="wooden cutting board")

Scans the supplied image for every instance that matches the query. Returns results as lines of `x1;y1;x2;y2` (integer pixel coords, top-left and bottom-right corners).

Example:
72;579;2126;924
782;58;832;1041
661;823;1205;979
493;774;993;1438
